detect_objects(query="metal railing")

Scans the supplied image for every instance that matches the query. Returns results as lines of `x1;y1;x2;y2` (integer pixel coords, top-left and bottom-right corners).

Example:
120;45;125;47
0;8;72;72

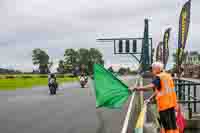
174;78;200;119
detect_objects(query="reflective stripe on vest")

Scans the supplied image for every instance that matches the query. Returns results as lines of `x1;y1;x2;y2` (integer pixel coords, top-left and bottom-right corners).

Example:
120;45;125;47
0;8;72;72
157;79;176;97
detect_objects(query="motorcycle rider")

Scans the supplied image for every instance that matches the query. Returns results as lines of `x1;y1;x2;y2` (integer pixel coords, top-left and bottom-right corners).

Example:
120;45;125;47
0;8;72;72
79;73;88;87
79;73;87;82
48;73;58;89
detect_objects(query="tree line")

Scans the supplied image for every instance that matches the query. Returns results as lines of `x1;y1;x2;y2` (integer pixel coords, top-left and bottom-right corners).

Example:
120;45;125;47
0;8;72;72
32;48;104;74
0;68;22;74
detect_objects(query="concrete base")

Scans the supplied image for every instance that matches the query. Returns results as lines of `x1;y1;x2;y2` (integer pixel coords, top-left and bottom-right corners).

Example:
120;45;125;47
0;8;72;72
186;119;200;129
143;123;157;133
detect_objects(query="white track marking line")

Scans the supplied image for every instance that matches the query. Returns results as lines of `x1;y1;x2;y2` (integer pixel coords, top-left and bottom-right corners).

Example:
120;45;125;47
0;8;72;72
121;78;139;133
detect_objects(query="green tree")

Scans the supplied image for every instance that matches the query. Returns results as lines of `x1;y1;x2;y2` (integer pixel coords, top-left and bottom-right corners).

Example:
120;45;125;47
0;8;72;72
190;51;198;55
63;48;104;74
118;67;127;75
64;49;79;73
32;48;51;74
57;60;65;74
76;48;104;74
78;48;89;65
108;66;114;73
127;67;131;74
77;48;89;74
88;48;104;73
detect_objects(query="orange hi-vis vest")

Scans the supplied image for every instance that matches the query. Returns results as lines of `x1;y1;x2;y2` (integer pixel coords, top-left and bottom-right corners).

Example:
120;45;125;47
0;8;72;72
156;72;177;112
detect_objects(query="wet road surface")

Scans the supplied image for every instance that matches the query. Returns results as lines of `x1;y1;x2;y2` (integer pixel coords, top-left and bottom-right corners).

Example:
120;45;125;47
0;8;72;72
0;77;134;133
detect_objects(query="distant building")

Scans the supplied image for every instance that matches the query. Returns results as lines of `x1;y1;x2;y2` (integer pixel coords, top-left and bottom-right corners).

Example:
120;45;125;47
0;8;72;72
184;52;200;65
183;52;200;78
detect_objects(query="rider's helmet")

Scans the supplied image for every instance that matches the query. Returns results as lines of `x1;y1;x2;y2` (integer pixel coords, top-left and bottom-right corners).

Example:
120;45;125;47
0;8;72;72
50;73;55;78
80;73;84;77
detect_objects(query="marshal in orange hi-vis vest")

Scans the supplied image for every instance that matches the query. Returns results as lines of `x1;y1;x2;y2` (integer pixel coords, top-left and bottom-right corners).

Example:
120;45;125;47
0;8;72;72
155;72;177;111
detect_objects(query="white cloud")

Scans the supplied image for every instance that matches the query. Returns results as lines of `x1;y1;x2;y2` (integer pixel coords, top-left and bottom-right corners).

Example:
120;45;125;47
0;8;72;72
0;0;199;71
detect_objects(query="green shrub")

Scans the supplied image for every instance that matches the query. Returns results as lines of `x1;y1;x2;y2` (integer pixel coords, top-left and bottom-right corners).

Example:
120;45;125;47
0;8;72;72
21;75;33;79
39;75;48;78
5;75;16;79
56;74;64;78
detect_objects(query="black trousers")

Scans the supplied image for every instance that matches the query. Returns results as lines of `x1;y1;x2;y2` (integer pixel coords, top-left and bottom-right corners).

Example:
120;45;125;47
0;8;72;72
158;107;177;130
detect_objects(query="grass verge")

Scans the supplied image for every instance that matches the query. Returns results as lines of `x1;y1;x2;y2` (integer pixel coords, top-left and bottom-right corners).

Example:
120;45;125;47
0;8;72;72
0;77;78;90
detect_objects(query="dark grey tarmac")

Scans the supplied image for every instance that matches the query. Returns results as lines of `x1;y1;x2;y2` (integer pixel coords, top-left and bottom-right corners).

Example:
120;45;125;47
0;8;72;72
0;78;133;133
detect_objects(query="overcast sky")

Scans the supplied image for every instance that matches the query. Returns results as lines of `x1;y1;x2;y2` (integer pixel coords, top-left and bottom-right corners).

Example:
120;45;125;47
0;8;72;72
0;0;199;71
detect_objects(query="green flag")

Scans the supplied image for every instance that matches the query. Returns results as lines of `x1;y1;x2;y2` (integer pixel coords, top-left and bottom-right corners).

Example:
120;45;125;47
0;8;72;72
93;64;131;108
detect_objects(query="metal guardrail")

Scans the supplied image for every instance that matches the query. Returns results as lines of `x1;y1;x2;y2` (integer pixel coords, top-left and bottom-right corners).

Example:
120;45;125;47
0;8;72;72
174;78;200;119
134;76;145;133
121;75;144;133
121;77;200;132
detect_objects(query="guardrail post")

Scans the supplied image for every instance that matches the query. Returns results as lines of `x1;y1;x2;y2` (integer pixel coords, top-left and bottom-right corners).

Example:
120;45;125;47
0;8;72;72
194;85;197;113
188;84;192;119
183;80;185;101
178;80;181;100
189;107;192;119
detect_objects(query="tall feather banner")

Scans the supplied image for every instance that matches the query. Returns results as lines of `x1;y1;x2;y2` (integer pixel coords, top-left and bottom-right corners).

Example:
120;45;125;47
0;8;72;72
178;0;191;66
163;28;171;68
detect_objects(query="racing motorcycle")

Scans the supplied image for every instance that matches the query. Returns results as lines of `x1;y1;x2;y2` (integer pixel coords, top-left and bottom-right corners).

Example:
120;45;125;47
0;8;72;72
79;76;88;88
48;78;58;95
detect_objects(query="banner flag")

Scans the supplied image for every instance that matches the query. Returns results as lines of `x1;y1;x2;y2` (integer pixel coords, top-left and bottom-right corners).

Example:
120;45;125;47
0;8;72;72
156;42;163;62
178;0;191;65
163;28;171;68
